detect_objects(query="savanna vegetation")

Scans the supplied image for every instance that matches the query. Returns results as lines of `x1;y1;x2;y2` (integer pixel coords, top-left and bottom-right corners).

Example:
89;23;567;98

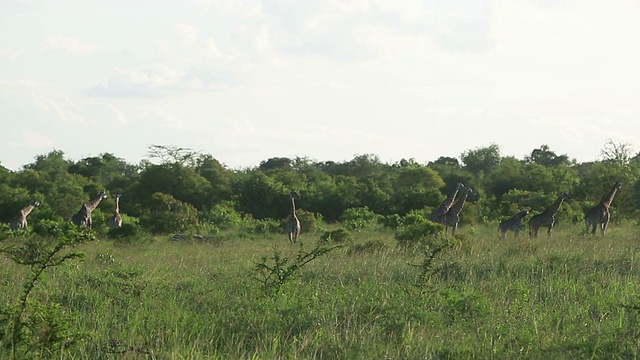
1;141;640;358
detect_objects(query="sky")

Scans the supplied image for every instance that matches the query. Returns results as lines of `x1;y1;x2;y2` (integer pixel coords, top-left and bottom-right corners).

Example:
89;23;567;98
1;0;640;171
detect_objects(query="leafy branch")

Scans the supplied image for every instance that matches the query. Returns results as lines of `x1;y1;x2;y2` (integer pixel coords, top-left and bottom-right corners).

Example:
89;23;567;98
253;242;345;294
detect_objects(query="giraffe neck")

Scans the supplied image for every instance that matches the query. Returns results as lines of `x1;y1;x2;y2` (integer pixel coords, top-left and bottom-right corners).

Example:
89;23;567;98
544;195;566;216
600;185;619;208
291;197;297;217
21;205;36;218
440;184;463;211
448;190;471;216
115;196;121;213
85;194;105;212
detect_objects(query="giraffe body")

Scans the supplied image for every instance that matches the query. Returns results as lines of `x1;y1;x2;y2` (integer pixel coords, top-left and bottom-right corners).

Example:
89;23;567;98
287;191;301;243
9;201;40;231
430;183;465;225
443;187;474;236
528;192;569;238
498;209;529;239
585;181;621;236
109;194;123;229
72;191;108;228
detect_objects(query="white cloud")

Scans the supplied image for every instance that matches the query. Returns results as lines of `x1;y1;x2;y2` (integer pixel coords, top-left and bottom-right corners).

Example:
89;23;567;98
31;92;86;124
173;23;199;44
0;48;23;59
6;131;55;151
45;35;99;55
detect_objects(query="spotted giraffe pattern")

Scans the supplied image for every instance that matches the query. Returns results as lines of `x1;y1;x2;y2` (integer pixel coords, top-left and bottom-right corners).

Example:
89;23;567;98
287;191;301;243
72;190;108;228
9;200;40;231
528;192;569;238
585;181;621;236
109;194;123;229
430;182;465;225
498;209;529;239
443;187;474;236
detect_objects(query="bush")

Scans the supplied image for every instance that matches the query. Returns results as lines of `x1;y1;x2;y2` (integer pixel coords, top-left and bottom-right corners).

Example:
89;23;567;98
395;212;444;247
139;193;199;234
339;207;379;231
200;202;242;230
320;228;352;243
242;216;281;235
380;214;402;229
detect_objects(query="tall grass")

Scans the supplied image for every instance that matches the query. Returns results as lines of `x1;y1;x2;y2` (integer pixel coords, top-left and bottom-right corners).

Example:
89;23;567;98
1;222;640;358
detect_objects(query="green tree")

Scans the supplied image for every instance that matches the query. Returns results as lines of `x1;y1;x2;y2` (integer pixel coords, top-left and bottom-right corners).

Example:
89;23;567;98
525;145;571;167
139;192;199;233
131;163;213;211
392;166;444;215
461;144;501;176
232;170;288;219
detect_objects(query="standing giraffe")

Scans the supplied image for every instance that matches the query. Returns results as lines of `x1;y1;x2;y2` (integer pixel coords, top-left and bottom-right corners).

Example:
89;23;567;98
528;192;570;238
430;182;466;224
9;200;40;231
443;187;474;236
287;191;301;243
108;194;123;229
72;190;108;228
585;181;622;236
498;209;529;239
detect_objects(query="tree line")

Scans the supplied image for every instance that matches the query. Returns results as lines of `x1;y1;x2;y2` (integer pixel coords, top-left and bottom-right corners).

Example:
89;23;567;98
1;141;639;236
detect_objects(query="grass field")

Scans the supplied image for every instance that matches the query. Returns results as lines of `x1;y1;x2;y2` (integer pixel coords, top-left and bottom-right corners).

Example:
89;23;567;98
1;222;640;359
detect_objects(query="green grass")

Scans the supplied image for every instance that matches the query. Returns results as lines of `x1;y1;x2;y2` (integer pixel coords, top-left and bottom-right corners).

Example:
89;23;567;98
2;222;640;359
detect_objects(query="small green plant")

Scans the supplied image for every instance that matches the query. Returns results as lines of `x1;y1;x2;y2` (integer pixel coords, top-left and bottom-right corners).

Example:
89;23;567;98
253;243;344;294
0;231;87;358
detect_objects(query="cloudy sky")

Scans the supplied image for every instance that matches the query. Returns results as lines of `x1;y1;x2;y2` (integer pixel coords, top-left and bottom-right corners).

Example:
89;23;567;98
1;0;639;170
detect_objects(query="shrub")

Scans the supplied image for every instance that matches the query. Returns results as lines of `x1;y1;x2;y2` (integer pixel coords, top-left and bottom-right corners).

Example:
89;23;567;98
139;193;199;234
339;206;379;231
200;202;242;230
380;214;402;229
395;212;444;248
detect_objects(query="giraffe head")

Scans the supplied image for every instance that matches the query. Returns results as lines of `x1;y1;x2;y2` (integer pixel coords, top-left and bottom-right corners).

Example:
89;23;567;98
99;190;108;200
613;181;622;190
31;200;40;207
560;192;570;200
290;190;300;200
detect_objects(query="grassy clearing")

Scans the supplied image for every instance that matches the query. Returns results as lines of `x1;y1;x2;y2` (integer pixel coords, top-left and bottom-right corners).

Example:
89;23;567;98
1;223;640;359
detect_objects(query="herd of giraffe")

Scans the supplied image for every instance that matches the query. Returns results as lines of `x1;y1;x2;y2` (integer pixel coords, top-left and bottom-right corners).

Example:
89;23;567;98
9;190;123;232
8;182;624;241
430;181;622;239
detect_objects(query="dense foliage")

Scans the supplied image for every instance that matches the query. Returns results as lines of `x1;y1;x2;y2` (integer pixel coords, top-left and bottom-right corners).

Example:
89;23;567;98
2;142;639;235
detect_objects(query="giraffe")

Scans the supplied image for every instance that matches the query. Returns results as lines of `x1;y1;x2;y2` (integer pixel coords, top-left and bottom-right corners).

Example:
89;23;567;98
9;200;40;231
108;194;123;229
430;182;466;224
287;191;301;243
528;192;570;238
72;190;108;228
585;181;622;236
443;187;474;236
498;209;529;239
